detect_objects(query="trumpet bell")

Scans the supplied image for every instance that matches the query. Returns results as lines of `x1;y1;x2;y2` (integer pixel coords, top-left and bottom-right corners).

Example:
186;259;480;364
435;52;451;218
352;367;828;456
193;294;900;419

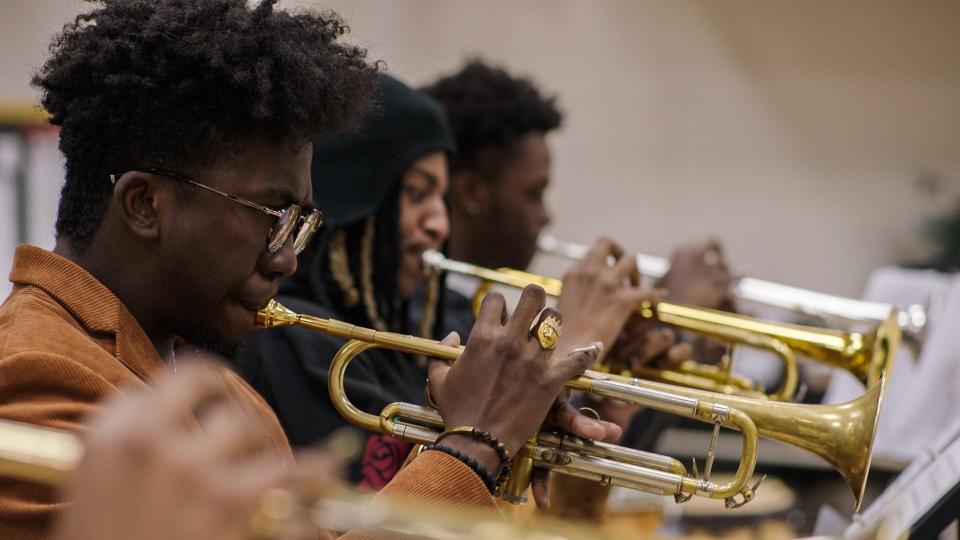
608;372;886;511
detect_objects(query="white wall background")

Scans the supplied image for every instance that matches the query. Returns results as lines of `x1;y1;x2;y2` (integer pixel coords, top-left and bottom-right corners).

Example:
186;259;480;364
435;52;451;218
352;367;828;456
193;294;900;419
0;136;21;301
2;0;959;300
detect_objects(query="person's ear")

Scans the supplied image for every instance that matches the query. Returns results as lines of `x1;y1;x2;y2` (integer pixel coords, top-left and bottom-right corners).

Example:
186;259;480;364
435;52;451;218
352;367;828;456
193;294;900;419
110;172;166;241
450;170;491;217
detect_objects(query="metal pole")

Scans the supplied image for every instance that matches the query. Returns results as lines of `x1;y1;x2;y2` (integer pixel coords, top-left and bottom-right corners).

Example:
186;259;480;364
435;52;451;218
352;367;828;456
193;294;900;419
14;130;28;244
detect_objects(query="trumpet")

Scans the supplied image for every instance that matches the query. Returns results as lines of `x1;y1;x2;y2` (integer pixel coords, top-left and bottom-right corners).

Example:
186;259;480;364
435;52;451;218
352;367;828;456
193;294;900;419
538;235;927;355
422;250;899;400
257;300;884;511
0;419;603;540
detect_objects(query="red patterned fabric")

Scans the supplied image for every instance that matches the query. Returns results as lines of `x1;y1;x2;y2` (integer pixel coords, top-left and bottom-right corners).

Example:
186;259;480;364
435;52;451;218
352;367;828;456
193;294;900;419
358;433;414;490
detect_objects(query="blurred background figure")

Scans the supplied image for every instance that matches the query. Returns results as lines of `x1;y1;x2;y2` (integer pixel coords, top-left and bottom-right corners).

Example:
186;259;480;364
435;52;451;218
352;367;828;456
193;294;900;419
421;60;734;337
418;59;738;465
420;60;562;339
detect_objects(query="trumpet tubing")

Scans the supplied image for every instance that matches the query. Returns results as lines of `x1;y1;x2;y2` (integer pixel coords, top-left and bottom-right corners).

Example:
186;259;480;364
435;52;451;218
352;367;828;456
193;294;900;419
593;371;885;511
422;250;899;395
538;235;925;355
259;300;763;507
0;419;80;486
656;301;899;389
258;300;883;511
630;360;766;397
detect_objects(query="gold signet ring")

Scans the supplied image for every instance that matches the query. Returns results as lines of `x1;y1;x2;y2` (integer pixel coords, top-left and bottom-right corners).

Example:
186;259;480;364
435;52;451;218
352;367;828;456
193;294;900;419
536;315;562;351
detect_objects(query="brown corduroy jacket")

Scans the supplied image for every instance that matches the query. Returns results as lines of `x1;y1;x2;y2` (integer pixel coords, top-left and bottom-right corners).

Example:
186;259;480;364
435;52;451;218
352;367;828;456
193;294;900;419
0;245;498;539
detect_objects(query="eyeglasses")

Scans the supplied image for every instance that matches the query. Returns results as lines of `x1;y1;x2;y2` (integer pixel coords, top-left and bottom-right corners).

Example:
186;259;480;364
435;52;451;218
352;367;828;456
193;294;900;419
110;168;322;255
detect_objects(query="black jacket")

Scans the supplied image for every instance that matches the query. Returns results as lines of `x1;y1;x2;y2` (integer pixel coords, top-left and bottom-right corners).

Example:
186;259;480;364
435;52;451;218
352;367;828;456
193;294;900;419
237;294;426;487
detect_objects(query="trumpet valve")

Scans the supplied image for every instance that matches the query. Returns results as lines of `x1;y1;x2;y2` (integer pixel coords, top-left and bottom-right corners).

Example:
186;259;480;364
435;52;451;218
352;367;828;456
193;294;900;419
500;443;536;504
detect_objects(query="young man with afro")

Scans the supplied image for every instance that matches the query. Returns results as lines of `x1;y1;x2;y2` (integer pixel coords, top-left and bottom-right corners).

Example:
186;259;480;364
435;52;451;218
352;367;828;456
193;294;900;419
422;60;733;351
0;2;615;537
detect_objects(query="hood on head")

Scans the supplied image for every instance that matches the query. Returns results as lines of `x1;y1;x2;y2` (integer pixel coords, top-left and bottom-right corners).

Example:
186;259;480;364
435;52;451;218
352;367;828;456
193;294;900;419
283;73;456;303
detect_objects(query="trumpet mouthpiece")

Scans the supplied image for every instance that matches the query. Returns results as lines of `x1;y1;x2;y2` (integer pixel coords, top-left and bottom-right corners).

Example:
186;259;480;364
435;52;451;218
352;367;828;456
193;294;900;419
537;235;559;251
256;300;299;329
422;249;445;269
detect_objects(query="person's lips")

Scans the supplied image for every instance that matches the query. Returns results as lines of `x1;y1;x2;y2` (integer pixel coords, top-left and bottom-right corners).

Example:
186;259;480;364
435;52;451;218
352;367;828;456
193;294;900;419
403;249;419;267
235;288;278;314
236;300;263;313
405;243;435;265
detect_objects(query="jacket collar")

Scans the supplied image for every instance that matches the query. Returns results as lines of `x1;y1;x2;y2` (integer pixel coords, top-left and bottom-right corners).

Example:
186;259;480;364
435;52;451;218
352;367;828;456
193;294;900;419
9;244;167;381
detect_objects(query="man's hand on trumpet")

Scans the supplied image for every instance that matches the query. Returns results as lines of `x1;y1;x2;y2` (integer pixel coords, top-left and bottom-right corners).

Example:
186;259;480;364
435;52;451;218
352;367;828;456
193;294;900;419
544;236;698;519
426;285;621;509
554;237;656;362
658;239;734;311
553;237;693;432
609;318;692;372
590;320;694;432
554;236;691;373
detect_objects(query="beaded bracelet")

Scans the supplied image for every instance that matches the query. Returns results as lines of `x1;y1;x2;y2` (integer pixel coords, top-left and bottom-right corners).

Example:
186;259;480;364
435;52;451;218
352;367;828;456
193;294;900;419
427;444;499;495
435;426;512;488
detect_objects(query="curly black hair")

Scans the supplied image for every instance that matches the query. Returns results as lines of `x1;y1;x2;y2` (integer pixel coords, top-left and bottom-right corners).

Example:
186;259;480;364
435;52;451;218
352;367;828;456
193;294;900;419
33;0;379;252
421;59;562;178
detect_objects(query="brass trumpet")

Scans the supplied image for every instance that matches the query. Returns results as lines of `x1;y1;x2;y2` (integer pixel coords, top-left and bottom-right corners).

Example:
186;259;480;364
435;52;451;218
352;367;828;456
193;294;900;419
538;235;926;355
422;250;899;399
257;300;884;511
0;418;81;485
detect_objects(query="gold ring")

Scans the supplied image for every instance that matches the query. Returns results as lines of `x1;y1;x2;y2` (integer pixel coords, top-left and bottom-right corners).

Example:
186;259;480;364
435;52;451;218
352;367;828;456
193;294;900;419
578;406;601;420
424;380;438;408
536;315;562;351
570;342;602;357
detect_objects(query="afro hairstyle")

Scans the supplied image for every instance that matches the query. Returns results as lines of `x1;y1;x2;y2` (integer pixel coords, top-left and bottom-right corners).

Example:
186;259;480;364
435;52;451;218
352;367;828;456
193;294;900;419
421;59;562;179
33;0;379;252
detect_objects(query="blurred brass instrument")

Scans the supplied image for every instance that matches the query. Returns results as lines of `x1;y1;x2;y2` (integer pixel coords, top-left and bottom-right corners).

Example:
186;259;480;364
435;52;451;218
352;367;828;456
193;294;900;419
0;418;81;485
422;250;899;400
257;300;885;511
538;235;927;356
0;419;603;540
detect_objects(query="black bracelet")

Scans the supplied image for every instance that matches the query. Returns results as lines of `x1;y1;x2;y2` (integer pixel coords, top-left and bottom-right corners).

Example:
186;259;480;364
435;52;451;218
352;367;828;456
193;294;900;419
427;444;499;496
435;426;513;488
470;429;512;487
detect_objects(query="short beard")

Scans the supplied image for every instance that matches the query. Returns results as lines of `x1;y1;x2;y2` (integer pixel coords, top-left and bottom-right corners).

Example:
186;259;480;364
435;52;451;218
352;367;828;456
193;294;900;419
179;327;244;362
